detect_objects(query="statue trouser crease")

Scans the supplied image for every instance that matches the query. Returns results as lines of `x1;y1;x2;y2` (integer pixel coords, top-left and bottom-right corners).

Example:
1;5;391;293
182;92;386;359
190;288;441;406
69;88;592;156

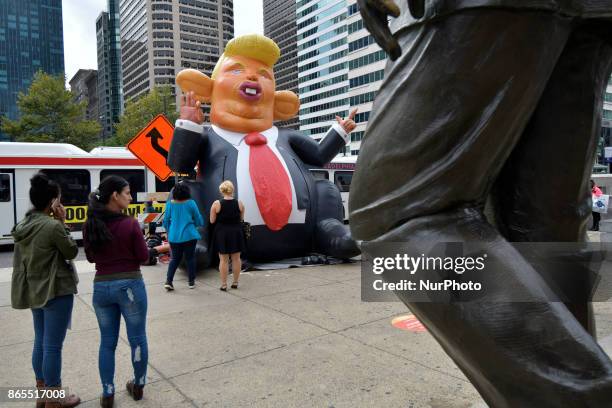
350;9;612;407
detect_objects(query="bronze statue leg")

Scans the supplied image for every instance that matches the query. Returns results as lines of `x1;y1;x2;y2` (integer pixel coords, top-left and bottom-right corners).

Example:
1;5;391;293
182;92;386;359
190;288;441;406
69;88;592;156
493;23;612;335
350;10;612;407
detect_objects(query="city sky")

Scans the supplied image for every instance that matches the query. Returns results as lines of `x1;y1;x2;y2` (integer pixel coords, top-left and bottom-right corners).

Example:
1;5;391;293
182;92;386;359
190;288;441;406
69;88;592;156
62;0;264;85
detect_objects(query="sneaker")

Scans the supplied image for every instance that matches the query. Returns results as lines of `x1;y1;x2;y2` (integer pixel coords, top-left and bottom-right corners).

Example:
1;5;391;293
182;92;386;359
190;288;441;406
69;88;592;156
164;282;174;291
188;281;195;289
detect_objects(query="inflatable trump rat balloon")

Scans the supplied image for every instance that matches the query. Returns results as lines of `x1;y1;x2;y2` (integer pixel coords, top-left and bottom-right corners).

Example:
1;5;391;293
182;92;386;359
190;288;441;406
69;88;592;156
168;34;360;266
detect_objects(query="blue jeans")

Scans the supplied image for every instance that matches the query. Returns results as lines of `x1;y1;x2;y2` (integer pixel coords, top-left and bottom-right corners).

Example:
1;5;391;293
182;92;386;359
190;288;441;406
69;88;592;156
93;278;148;397
31;294;74;387
167;240;197;284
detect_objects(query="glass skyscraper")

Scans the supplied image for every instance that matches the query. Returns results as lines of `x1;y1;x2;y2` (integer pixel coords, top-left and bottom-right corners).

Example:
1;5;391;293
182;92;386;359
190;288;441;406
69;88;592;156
296;0;383;155
96;1;124;142
0;0;64;141
264;0;299;129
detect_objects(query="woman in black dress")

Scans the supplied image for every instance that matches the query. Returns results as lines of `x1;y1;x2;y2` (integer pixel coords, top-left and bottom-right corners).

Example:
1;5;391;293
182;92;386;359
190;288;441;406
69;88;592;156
210;180;245;291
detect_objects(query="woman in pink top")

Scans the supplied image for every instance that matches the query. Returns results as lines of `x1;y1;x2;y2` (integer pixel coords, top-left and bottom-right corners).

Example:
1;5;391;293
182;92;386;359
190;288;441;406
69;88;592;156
591;180;603;231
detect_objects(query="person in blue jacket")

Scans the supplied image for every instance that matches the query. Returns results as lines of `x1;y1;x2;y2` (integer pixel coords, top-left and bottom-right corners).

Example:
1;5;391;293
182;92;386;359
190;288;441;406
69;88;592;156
163;182;204;290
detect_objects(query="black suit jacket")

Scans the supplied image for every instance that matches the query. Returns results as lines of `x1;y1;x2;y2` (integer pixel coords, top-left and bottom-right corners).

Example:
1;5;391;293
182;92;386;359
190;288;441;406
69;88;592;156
168;123;347;246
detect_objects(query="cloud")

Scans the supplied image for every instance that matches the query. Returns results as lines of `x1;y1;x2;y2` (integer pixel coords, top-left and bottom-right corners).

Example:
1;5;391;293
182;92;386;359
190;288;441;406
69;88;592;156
234;0;264;36
62;0;107;85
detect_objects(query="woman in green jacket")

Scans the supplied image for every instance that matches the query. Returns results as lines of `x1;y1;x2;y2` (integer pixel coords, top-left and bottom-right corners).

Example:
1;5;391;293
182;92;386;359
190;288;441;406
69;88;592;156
11;173;80;408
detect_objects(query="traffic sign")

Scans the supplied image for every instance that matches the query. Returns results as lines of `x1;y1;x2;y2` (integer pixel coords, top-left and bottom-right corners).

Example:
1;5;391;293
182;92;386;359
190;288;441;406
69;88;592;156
127;114;174;181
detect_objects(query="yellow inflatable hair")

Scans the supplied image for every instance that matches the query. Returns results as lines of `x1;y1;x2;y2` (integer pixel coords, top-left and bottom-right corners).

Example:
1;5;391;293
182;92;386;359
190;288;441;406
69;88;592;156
211;34;281;79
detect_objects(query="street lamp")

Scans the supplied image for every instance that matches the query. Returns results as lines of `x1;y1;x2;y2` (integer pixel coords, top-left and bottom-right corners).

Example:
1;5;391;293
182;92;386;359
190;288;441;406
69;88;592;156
99;114;106;145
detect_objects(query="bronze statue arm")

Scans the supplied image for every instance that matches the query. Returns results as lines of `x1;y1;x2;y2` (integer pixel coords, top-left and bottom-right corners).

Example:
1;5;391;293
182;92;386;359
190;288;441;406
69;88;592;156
357;0;426;60
357;0;402;60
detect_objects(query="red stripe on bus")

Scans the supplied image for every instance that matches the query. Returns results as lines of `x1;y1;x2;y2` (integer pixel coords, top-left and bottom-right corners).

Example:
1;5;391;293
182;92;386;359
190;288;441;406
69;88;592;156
0;157;144;166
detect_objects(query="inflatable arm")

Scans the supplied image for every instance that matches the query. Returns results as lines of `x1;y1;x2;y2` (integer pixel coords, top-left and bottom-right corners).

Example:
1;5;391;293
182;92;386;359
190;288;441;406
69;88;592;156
288;126;348;167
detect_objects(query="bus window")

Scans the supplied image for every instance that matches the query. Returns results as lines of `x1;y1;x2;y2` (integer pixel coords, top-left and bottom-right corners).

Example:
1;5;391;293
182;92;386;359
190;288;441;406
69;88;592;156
100;170;145;202
42;169;91;205
334;171;353;192
311;170;329;180
156;177;176;193
0;174;9;202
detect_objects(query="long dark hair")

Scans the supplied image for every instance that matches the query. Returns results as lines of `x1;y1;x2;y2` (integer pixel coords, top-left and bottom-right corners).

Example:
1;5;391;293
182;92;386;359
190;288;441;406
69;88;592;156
84;175;129;249
28;172;60;214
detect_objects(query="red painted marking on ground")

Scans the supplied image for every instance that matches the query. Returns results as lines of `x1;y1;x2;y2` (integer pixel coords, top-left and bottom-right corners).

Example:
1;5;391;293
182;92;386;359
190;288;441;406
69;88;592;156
391;314;427;333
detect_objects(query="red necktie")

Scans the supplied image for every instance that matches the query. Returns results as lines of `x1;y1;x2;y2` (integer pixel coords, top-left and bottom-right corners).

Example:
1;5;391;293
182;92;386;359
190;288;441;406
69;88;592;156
244;132;292;231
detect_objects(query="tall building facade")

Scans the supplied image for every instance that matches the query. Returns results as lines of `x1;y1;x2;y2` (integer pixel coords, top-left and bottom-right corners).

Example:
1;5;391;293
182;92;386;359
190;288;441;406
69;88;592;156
263;0;299;129
344;0;385;156
120;0;234;107
296;0;383;155
597;77;612;172
96;3;124;141
0;0;64;141
69;69;99;123
605;78;612;123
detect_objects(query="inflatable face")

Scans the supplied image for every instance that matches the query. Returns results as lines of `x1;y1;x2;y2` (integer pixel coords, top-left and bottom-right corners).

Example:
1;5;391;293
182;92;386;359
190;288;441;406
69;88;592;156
168;34;359;265
175;37;299;133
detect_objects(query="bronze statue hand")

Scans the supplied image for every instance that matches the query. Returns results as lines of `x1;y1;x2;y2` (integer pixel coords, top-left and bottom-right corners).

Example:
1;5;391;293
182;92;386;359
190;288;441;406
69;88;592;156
357;0;401;60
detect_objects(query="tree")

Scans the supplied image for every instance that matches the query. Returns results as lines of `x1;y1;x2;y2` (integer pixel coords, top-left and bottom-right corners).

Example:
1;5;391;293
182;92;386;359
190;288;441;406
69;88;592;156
1;71;101;150
112;86;179;146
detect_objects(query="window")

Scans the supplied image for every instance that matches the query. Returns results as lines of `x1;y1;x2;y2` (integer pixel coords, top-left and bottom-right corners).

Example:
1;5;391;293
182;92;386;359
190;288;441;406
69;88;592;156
334;171;353;192
349;91;377;106
0;174;10;202
351;131;364;142
349;70;384;88
310;170;329;180
155;177;176;193
100;170;145;203
348;35;375;53
41;170;91;205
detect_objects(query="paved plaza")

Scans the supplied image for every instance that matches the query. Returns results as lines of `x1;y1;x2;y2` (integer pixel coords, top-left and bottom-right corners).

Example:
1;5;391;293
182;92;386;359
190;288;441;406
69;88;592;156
0;253;611;407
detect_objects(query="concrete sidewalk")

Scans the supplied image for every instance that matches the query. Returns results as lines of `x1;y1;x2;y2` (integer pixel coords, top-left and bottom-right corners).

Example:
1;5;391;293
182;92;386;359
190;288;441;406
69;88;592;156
1;260;611;408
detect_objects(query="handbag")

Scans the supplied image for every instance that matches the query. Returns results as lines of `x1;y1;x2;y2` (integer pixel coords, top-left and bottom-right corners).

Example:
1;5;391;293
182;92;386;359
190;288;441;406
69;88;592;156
593;194;609;214
242;221;251;240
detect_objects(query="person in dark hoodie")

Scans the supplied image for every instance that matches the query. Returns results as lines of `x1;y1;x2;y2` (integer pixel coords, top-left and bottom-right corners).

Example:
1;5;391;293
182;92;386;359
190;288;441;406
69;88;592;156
82;176;150;408
11;173;81;408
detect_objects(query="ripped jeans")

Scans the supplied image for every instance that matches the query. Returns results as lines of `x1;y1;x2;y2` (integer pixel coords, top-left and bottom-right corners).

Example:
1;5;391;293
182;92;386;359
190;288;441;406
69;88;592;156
93;278;148;397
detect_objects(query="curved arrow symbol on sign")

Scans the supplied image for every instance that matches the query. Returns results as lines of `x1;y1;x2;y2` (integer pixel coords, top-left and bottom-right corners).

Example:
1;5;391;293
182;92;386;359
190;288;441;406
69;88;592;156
145;127;168;160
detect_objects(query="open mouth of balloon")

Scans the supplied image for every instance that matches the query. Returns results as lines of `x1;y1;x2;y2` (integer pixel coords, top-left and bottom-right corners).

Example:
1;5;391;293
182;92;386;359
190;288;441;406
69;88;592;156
239;81;262;101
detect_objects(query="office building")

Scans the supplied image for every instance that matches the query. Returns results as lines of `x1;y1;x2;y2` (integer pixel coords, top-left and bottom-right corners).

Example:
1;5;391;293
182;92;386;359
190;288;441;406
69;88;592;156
597;77;612;172
296;0;384;155
96;2;124;141
0;0;64;141
69;69;99;123
119;0;234;108
264;0;299;129
344;0;385;156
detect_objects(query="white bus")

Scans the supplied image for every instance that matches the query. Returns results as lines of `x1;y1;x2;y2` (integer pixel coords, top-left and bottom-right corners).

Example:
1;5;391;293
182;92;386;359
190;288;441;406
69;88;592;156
0;143;357;244
310;155;356;222
0;142;174;244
